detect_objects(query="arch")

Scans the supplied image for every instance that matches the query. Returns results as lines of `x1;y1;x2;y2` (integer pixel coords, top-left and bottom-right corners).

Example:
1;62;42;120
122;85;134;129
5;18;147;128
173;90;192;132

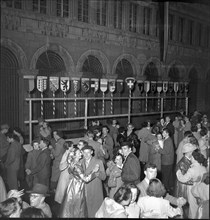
187;64;204;80
76;49;111;76
167;60;186;81
1;38;28;70
112;54;139;78
141;57;161;79
30;44;75;75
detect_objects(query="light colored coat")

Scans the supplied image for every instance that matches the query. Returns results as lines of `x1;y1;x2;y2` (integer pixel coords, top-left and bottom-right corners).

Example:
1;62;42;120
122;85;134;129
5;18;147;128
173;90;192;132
81;157;106;217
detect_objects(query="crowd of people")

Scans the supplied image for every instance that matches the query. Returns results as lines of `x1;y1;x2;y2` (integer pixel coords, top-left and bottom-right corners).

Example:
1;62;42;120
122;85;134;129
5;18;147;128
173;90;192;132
0;110;209;218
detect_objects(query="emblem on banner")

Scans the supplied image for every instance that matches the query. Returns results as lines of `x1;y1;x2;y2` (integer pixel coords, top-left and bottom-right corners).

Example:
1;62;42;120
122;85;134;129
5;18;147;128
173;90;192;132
116;79;124;93
109;79;116;93
100;79;108;93
137;80;144;93
91;78;99;93
72;78;80;93
185;82;189;93
168;82;174;93
179;82;185;93
125;77;136;90
174;82;179;93
81;78;90;93
37;76;47;92
49;77;59;93
151;81;157;93
60;77;70;92
163;81;168;93
144;81;150;93
157;81;162;93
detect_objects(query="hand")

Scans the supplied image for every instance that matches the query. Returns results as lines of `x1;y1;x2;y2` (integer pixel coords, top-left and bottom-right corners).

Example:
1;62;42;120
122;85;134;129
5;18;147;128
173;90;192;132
92;164;100;173
177;197;187;207
8;189;24;198
26;169;31;175
48;145;53;150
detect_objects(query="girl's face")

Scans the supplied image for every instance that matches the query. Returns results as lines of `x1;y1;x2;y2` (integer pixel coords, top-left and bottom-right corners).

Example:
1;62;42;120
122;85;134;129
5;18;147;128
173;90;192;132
160;118;164;124
120;193;132;207
157;134;163;140
75;149;82;160
115;155;123;166
197;123;201;129
130;188;138;204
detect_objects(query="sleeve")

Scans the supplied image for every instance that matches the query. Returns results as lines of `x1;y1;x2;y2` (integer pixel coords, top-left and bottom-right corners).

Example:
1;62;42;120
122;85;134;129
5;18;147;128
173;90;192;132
25;152;32;169
165;193;178;206
176;168;193;183
96;160;106;181
30;152;46;175
59;151;69;171
158;142;170;155
166;203;182;218
5;147;16;167
51;141;64;157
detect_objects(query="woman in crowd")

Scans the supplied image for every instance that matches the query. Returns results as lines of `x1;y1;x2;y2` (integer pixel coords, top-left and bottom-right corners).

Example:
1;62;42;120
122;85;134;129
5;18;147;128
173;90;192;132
176;149;208;219
198;127;209;159
95;185;132;218
173;115;180;148
39;121;52;141
0;175;7;202
60;146;99;217
177;118;186;146
0;197;22;218
54;141;74;204
137;178;182;218
106;152;124;198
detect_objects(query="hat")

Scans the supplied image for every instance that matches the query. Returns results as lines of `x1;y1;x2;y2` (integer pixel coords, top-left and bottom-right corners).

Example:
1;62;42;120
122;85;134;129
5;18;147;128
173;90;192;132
81;145;94;151
26;183;49;196
1;124;9;130
182;143;197;153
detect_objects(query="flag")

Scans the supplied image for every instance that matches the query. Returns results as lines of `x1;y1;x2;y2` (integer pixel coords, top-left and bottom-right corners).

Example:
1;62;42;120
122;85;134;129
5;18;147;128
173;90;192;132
81;78;90;93
24;75;35;93
60;77;70;92
109;79;116;93
72;77;80;93
174;82;179;93
91;78;99;93
137;80;144;93
157;81;162;93
37;76;47;92
116;79;124;93
49;77;59;93
100;78;108;93
151;81;157;93
144;81;150;93
163;81;168;93
125;77;136;90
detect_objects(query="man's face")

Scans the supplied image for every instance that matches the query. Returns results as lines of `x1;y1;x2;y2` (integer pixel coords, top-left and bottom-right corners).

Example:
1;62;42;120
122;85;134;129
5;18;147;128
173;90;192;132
7;137;12;143
82;149;92;161
30;193;44;207
144;168;157;180
162;130;168;138
39;140;46;149
102;127;108;135
165;116;170;123
130;188;138;204
53;131;58;140
33;142;39;150
77;141;85;150
121;145;131;157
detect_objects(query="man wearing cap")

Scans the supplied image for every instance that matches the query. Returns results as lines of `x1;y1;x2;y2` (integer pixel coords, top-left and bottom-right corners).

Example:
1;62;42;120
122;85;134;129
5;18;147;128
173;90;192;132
0;124;10;181
175;143;197;218
27;183;52;217
81;145;106;218
33;117;44;139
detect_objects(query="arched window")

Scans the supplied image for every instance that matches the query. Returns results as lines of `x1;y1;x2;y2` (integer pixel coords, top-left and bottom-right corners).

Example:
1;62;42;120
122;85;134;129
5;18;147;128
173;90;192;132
116;58;133;79
144;62;159;81
168;64;180;81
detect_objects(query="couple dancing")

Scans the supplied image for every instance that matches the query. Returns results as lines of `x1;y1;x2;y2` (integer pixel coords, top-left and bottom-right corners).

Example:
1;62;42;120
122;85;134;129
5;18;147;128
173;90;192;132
59;144;106;218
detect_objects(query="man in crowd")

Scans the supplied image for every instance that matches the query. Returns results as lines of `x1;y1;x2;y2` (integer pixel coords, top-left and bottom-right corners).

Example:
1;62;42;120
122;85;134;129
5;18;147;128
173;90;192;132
121;141;141;185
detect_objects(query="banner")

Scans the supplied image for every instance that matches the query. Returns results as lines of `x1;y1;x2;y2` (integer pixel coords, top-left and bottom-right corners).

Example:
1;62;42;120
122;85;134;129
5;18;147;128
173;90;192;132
72;77;80;93
60;77;70;92
109;79;116;93
116;79;124;93
137;80;144;93
37;76;47;92
163;81;168;93
81;78;90;93
144;81;150;93
49;77;59;93
91;78;99;93
174;82;179;93
125;77;136;90
168;82;174;93
100;78;108;93
179;82;185;93
157;81;162;93
151;81;157;93
24;75;35;93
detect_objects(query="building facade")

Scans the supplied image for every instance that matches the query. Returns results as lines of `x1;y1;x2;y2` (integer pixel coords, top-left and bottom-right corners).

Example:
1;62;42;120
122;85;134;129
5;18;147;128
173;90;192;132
1;0;210;137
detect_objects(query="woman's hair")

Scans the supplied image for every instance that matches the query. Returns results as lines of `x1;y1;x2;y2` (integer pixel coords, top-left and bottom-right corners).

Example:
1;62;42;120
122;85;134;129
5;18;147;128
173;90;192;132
113;152;124;163
151;125;160;135
0;197;19;218
63;141;73;150
113;186;131;204
146;178;166;198
20;207;46;218
192;149;208;167
188;135;199;147
125;183;140;202
200;127;208;137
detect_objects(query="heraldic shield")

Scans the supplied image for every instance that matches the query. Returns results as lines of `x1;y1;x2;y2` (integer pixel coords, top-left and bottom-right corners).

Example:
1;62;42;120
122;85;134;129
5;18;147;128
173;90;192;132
49;77;59;93
72;77;80;93
137;80;144;93
100;79;108;93
60;77;70;93
109;79;116;93
116;79;124;93
91;78;99;93
81;78;90;93
125;77;136;90
144;81;150;93
37;76;47;92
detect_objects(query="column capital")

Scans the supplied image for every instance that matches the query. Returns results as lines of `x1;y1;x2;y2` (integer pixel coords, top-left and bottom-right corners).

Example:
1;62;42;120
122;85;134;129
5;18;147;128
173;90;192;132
18;69;39;77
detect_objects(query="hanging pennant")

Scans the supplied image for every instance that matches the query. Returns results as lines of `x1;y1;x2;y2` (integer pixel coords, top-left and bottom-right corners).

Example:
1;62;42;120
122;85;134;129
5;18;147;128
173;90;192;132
72;77;80;116
168;82;174;93
37;76;47;117
184;82;189;93
81;78;90;93
100;79;108;115
144;81;150;93
162;81;168;93
109;79;116;93
90;78;99;93
100;78;108;93
179;82;185;93
60;77;70;93
137;80;144;93
49;77;59;117
125;77;136;90
151;81;157;93
157;81;162;93
116;79;124;93
24;75;35;94
60;77;70;116
174;82;179;93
